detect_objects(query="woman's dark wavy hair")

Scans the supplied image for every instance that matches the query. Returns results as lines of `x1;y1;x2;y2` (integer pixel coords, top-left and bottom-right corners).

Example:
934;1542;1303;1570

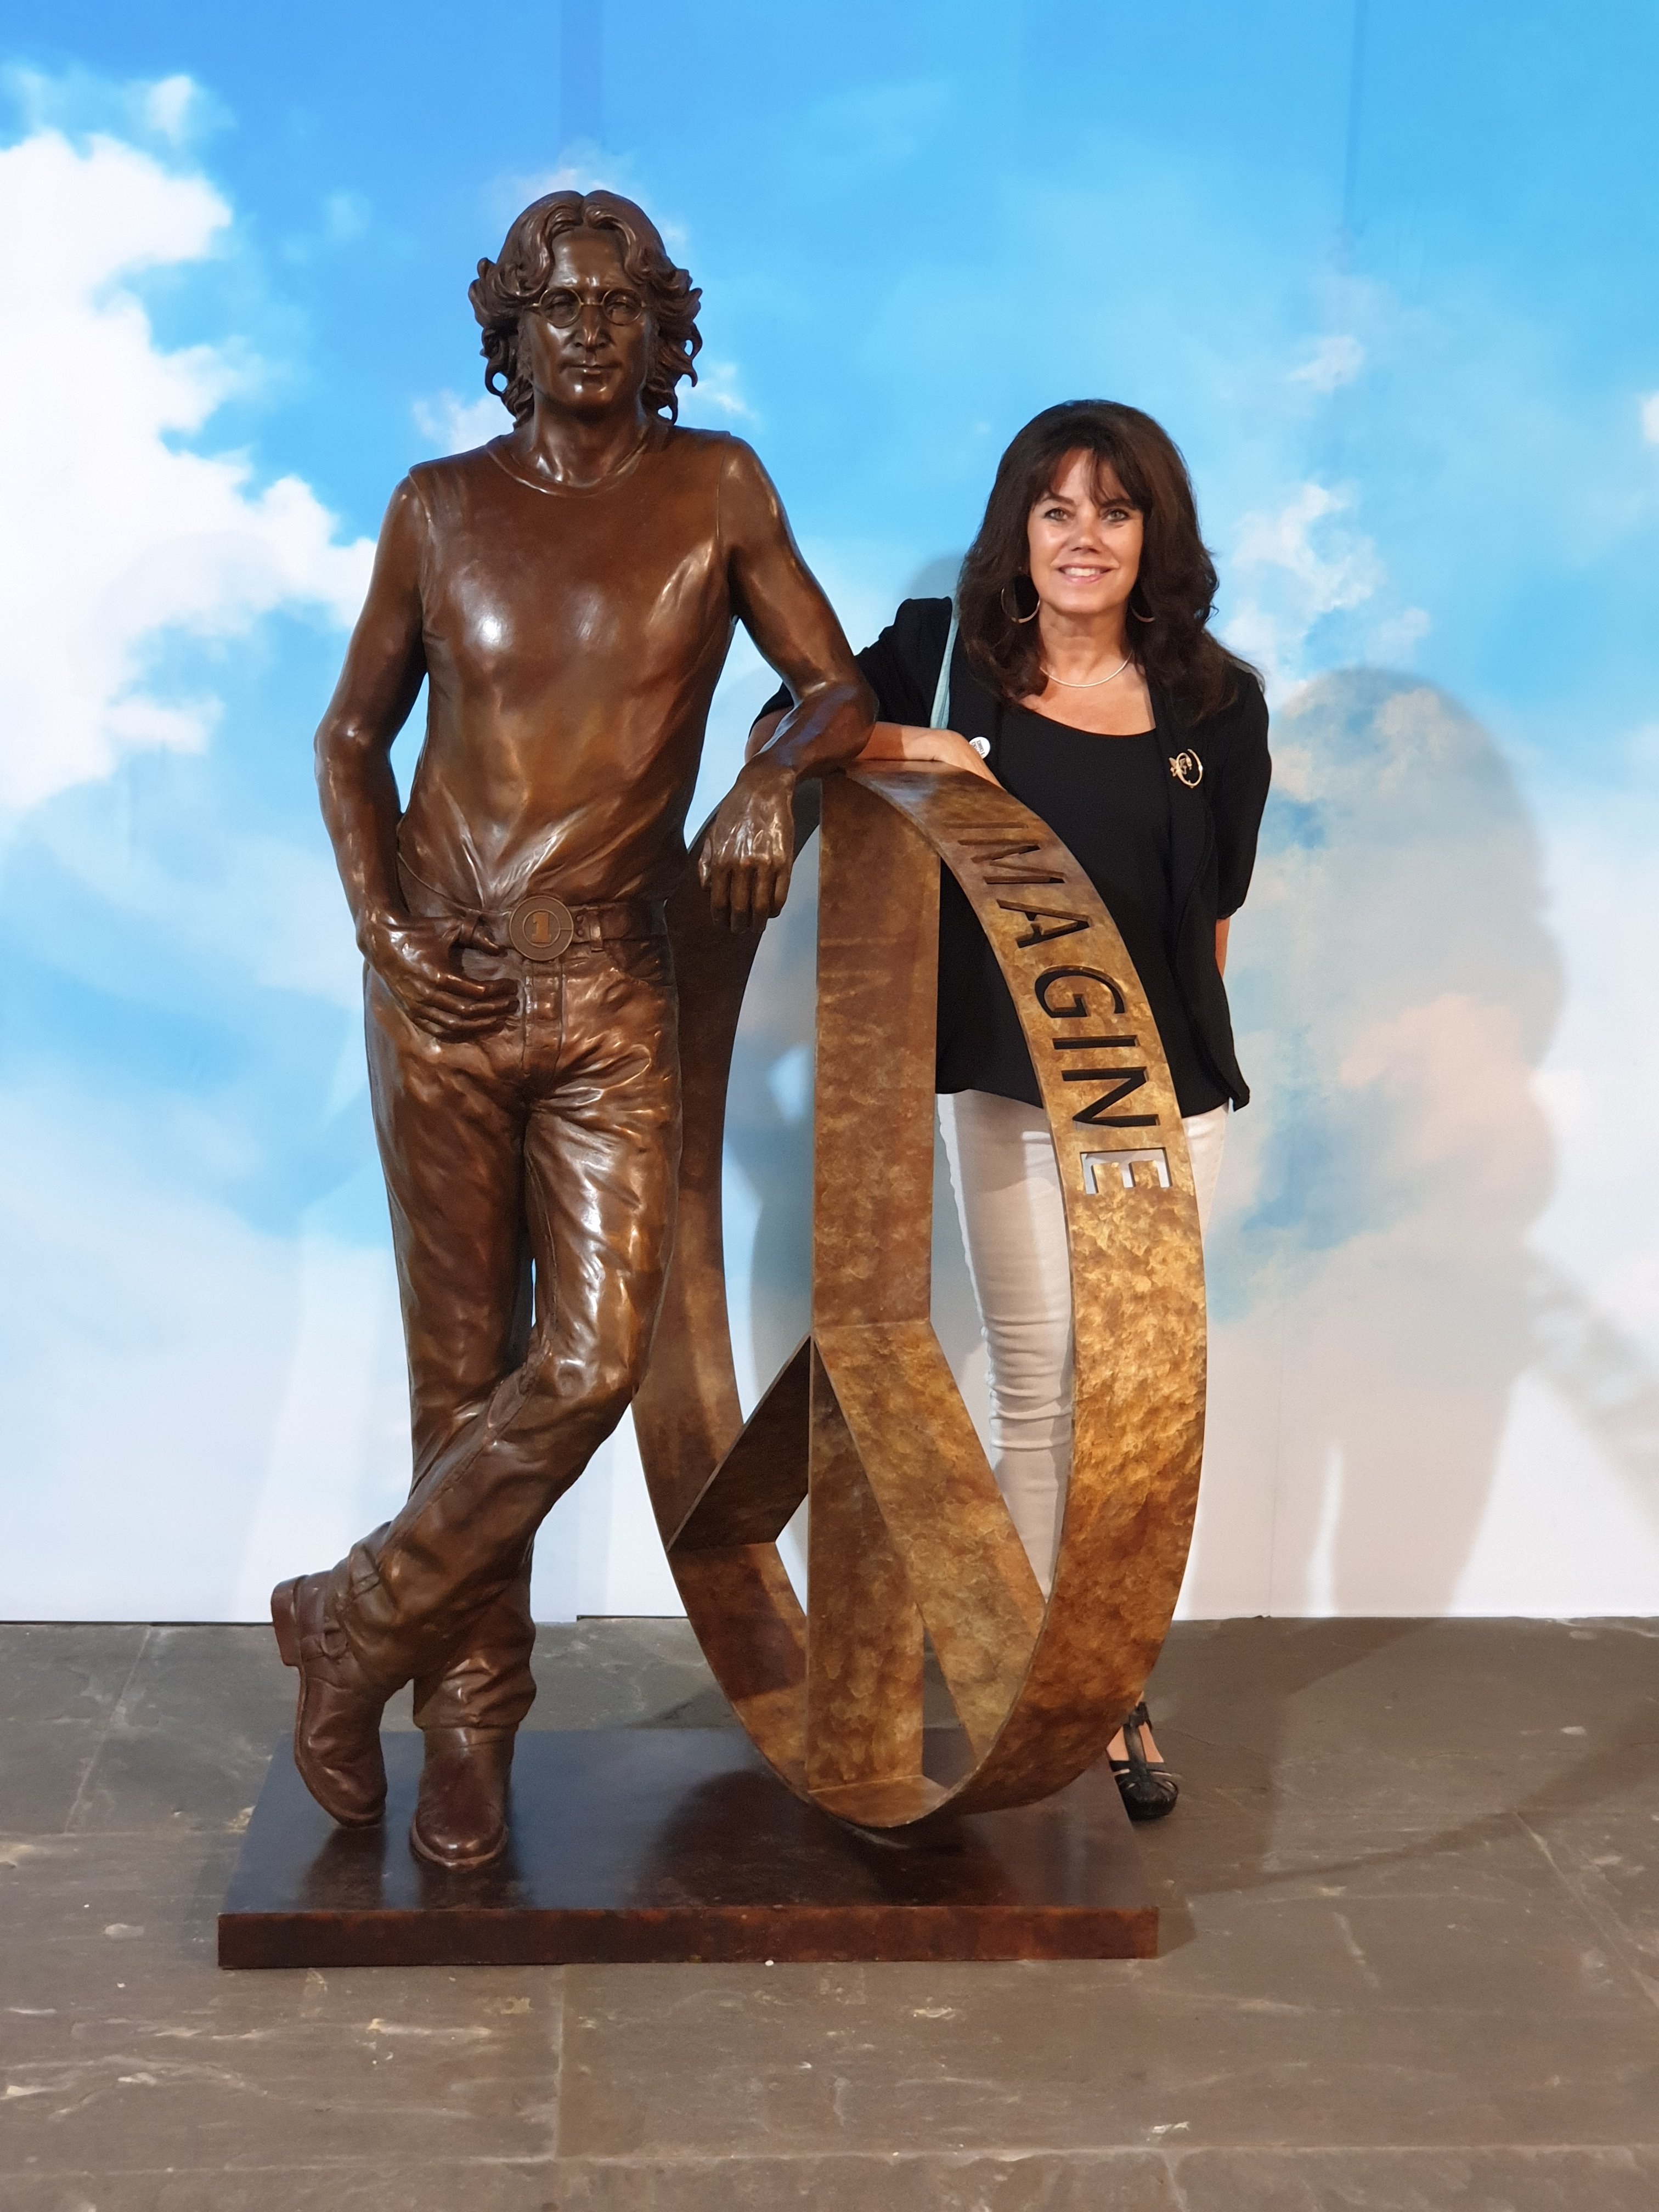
468;189;702;424
958;400;1252;723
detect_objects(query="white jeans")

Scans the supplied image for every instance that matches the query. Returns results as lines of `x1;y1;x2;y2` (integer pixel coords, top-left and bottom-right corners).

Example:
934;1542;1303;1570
938;1090;1228;1593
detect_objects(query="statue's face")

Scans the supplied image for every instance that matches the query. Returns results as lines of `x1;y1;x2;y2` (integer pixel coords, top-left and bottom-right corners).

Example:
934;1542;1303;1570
516;228;653;417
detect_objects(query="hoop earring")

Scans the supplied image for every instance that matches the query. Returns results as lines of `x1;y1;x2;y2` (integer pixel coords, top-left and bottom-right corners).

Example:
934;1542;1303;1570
1000;574;1040;625
1130;589;1156;625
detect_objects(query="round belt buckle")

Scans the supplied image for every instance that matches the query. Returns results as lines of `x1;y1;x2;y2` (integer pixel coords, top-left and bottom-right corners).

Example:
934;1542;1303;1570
507;895;575;961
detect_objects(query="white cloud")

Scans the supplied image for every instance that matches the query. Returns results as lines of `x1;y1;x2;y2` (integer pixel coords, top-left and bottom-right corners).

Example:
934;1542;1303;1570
320;189;369;243
412;387;507;454
1221;482;1384;694
1641;391;1659;444
490;146;650;221
29;796;364;1011
1233;483;1380;603
680;359;755;425
1373;604;1432;661
141;74;197;144
281;188;374;265
0;117;373;812
1289;333;1364;393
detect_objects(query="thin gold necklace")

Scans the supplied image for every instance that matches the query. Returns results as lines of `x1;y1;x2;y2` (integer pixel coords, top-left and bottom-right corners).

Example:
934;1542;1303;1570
1040;652;1132;689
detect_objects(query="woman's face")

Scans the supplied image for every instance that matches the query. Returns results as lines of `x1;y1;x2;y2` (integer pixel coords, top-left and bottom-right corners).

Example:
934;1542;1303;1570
1025;450;1144;621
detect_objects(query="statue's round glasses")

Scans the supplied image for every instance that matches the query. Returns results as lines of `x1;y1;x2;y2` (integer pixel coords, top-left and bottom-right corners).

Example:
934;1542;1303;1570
538;288;646;328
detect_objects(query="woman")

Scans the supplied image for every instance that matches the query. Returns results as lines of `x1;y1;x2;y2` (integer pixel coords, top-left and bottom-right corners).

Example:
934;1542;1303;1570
751;400;1270;1816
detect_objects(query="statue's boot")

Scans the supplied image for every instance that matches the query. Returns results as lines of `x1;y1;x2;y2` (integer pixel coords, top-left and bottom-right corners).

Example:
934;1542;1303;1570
410;1726;515;1869
272;1572;392;1828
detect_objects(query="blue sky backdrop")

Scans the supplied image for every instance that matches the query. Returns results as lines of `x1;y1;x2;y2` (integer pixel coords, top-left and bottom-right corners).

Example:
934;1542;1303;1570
2;2;1657;1617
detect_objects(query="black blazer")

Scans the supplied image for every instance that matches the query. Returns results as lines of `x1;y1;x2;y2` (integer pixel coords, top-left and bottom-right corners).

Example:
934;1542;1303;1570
760;595;1272;1109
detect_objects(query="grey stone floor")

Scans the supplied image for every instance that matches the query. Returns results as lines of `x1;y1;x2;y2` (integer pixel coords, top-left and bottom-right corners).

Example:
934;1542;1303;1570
2;1617;1657;2209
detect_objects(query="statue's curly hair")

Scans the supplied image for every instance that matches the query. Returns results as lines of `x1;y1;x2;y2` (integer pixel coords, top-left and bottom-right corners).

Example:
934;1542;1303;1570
469;189;702;423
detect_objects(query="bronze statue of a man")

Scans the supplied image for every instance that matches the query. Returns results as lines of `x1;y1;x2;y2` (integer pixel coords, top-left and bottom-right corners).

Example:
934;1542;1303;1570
272;190;871;1868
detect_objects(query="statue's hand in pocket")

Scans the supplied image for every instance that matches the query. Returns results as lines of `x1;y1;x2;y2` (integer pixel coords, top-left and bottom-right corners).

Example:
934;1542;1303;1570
362;913;518;1042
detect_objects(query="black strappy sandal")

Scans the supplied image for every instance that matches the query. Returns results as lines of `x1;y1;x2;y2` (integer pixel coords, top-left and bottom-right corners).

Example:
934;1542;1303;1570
1109;1701;1180;1822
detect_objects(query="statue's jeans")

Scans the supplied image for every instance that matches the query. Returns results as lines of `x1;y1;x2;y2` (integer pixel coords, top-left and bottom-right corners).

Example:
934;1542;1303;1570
338;935;681;1728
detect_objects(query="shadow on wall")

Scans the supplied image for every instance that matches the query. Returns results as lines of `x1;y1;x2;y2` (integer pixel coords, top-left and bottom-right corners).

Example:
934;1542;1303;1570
1200;668;1570;1615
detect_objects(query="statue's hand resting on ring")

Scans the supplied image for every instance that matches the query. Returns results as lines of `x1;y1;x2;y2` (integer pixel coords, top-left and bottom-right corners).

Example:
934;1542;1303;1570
698;757;798;933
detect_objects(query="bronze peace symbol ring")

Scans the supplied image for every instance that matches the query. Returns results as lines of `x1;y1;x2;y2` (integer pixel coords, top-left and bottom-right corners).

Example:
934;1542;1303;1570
633;764;1207;1830
507;895;575;961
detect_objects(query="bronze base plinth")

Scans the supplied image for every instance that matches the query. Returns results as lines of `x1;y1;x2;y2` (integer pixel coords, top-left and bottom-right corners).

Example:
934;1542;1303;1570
218;1729;1155;1969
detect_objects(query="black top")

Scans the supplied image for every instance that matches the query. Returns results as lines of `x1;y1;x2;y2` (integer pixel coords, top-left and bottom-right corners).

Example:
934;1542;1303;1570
940;702;1227;1113
760;595;1272;1114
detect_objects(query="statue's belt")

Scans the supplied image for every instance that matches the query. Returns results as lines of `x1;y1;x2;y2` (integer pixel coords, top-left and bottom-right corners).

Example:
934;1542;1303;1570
488;896;666;963
399;866;667;964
